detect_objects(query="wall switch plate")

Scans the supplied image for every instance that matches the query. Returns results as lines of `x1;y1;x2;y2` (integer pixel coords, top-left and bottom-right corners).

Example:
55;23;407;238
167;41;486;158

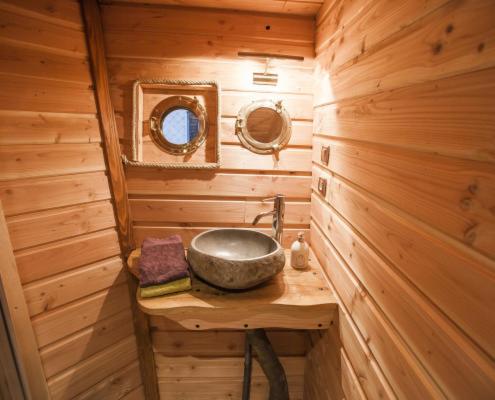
318;177;327;196
321;146;330;165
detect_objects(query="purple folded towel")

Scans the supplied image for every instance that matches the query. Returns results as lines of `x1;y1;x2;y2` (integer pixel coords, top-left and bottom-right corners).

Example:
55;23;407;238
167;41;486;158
138;235;190;288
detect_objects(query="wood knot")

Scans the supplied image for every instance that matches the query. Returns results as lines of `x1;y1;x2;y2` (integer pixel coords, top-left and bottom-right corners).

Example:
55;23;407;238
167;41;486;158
432;42;443;55
478;42;485;53
468;183;478;194
463;224;477;244
445;24;454;34
459;197;472;210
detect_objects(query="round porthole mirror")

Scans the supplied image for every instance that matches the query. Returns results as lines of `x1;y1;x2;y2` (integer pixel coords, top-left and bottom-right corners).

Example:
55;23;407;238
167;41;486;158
235;99;291;154
149;95;208;155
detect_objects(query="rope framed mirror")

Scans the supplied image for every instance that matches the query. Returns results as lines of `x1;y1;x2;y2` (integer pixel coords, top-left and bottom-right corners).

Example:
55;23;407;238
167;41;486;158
235;99;291;154
124;79;221;170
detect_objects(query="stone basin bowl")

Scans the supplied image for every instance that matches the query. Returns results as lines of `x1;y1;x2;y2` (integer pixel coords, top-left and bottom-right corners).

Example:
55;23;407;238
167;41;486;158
187;228;285;290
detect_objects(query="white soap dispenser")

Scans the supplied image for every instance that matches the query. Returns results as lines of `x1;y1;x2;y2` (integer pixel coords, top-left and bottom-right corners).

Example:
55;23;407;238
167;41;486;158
290;232;309;270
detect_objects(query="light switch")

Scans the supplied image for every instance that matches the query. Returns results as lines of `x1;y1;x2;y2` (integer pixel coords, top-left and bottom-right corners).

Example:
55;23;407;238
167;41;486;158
318;177;327;196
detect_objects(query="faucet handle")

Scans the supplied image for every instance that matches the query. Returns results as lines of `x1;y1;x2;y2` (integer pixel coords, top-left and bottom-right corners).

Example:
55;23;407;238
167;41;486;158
261;194;284;203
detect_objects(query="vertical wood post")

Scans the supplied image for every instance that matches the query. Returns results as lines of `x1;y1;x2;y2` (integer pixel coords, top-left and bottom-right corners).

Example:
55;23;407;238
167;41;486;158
80;1;160;399
0;203;50;400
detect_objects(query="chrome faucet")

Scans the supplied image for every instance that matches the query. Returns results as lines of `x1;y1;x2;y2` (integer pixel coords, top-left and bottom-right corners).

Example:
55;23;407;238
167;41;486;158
252;194;285;244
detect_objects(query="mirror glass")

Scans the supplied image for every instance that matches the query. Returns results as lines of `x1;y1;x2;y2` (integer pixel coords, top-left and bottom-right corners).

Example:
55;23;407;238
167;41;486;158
236;99;291;154
246;107;283;143
162;108;200;145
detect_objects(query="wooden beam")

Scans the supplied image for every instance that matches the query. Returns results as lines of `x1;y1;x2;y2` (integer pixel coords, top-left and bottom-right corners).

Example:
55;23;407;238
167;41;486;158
80;1;159;399
0;202;50;400
80;0;132;252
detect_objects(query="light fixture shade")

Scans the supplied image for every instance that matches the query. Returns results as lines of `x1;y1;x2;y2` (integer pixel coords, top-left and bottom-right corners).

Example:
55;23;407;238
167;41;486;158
253;72;278;86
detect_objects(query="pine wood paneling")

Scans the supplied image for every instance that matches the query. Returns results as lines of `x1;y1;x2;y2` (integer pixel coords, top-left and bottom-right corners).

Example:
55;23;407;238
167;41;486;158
131;199;310;225
155;355;305;378
339;307;395;400
341;348;367;400
150;322;307;399
0;110;100;145
304;320;344;400
71;360;142;400
141;143;312;172
7;201;116;250
312;166;495;358
0;172;111;216
312;193;494;398
32;283;131;348
315;0;495;105
0;1;141;395
108;59;313;95
40;309;135;378
0;0;84;29
0;8;87;56
105;29;315;61
47;336;138;400
0;203;50;398
24;257;127;316
311;223;443;399
151;329;308;357
312;0;495;397
155;357;305;399
15;228;121;284
0;41;91;83
0;143;106;180
133;226;308;249
103;3;314;397
119;384;145;400
102;4;314;43
0;74;96;114
312;138;495;259
126;169;311;198
315;0;449;57
313;68;495;162
158;376;304;400
101;0;324;16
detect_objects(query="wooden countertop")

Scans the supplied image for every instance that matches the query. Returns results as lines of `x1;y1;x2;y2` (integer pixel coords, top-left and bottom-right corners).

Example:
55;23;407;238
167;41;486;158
127;248;337;330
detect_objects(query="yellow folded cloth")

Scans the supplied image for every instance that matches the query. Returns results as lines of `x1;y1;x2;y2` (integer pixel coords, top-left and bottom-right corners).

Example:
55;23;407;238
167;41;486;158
140;277;191;298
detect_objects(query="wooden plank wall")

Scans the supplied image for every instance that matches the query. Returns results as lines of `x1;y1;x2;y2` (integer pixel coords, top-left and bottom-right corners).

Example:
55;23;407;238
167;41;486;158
310;0;495;399
101;2;315;249
0;0;144;398
100;0;325;16
101;3;315;398
149;318;307;399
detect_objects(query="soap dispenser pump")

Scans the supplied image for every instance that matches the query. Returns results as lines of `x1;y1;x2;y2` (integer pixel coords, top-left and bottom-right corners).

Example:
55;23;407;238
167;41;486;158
290;232;309;270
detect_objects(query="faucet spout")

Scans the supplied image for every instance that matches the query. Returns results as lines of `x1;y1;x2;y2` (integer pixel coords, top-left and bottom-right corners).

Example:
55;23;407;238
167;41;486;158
251;210;275;226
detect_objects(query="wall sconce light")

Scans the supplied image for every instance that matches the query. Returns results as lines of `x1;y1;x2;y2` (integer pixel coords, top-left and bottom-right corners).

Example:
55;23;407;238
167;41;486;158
237;52;304;87
253;58;278;86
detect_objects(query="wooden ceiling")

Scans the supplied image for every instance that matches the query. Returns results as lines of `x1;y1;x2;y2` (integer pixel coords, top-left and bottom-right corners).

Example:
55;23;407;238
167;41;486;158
100;0;325;16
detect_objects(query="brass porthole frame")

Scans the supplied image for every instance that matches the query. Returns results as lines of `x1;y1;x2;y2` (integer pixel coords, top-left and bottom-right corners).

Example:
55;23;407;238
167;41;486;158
235;99;291;155
149;95;208;156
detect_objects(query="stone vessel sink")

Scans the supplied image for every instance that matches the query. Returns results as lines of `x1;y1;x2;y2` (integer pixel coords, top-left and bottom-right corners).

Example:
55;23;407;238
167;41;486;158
187;228;285;290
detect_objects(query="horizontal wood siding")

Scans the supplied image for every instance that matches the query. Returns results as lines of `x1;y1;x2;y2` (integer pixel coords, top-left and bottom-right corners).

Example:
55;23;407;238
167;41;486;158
0;0;142;398
99;0;324;16
311;0;495;398
150;319;307;399
102;3;314;397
